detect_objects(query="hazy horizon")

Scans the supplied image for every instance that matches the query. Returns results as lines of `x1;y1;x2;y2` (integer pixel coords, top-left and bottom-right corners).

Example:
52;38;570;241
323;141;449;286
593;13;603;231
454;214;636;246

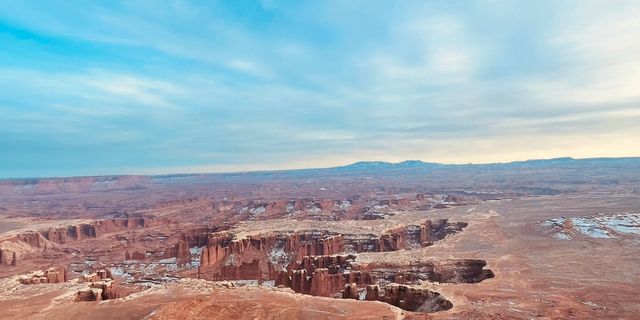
2;155;639;180
2;1;640;178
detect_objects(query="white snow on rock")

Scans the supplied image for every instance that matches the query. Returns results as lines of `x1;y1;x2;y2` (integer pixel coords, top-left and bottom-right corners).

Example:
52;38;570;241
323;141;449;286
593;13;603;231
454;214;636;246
285;202;295;213
249;206;266;215
338;200;351;210
541;213;640;240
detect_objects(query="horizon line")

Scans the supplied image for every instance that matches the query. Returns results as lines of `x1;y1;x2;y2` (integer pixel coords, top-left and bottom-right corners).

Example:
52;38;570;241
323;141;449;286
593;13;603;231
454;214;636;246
3;155;639;181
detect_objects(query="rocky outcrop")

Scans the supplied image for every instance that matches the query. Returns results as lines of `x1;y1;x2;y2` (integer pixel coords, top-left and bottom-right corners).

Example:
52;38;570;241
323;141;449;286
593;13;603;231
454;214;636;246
74;279;118;301
365;284;452;312
79;269;112;283
163;238;191;264
431;259;495;283
176;239;190;264
0;248;18;266
75;269;119;302
18;266;67;285
16;232;47;249
342;283;359;299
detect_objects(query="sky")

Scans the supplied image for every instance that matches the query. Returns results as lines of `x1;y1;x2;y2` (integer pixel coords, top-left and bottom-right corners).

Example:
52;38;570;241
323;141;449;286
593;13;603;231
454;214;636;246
1;0;639;178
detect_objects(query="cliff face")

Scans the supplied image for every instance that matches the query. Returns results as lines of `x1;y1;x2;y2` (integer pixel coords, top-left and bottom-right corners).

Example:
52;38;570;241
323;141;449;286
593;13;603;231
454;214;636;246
277;255;371;297
0;217;160;269
181;225;229;248
38;218;154;245
197;219;469;281
15;232;47;249
161;238;191;264
198;231;345;280
0;246;23;266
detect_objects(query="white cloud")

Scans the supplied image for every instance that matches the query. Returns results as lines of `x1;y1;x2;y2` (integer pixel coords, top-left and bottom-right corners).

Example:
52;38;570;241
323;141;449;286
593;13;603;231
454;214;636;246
1;0;640;177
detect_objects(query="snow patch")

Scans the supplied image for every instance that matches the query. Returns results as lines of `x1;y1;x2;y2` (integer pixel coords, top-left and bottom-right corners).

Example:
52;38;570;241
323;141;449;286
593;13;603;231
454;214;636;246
541;213;640;240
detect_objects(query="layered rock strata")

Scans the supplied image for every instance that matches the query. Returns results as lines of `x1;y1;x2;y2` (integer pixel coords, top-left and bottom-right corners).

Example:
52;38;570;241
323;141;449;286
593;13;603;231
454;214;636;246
74;269;119;302
18;266;68;285
198;219;467;281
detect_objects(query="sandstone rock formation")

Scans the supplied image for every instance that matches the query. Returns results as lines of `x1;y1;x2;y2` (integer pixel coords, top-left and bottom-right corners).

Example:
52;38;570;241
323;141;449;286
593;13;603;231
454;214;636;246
198;219;468;281
369;284;452;312
38;218;154;244
18;266;67;285
75;269;119;301
341;283;359;299
0;249;17;266
79;269;112;283
74;279;118;301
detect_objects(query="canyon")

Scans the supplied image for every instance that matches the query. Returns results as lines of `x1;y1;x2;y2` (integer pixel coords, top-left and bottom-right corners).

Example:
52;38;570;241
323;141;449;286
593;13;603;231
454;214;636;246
1;158;639;319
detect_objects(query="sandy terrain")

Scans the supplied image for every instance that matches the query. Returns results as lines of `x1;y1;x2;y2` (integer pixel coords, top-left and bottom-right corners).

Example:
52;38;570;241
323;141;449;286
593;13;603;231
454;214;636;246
0;192;638;319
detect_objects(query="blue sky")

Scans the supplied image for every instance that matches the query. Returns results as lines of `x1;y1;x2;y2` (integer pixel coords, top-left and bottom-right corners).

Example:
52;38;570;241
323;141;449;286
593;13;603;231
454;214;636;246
1;0;639;178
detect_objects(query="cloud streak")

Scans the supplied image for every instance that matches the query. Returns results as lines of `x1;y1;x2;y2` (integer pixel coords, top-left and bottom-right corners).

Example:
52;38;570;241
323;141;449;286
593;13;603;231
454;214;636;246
0;0;639;178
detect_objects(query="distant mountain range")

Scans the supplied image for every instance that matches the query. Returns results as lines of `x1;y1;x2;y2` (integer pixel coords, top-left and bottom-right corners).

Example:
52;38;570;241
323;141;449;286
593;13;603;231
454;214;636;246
2;156;640;181
330;157;640;171
2;156;639;196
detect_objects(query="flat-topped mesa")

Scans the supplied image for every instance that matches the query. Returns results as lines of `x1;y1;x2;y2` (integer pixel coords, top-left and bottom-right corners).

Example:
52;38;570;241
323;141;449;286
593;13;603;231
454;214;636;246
197;219;468;281
344;219;467;253
18;266;68;285
275;255;493;299
431;259;495;283
365;259;495;284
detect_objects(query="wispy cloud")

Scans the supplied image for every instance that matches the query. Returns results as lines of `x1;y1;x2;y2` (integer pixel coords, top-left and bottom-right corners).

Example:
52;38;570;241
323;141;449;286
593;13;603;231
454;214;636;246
0;0;639;177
